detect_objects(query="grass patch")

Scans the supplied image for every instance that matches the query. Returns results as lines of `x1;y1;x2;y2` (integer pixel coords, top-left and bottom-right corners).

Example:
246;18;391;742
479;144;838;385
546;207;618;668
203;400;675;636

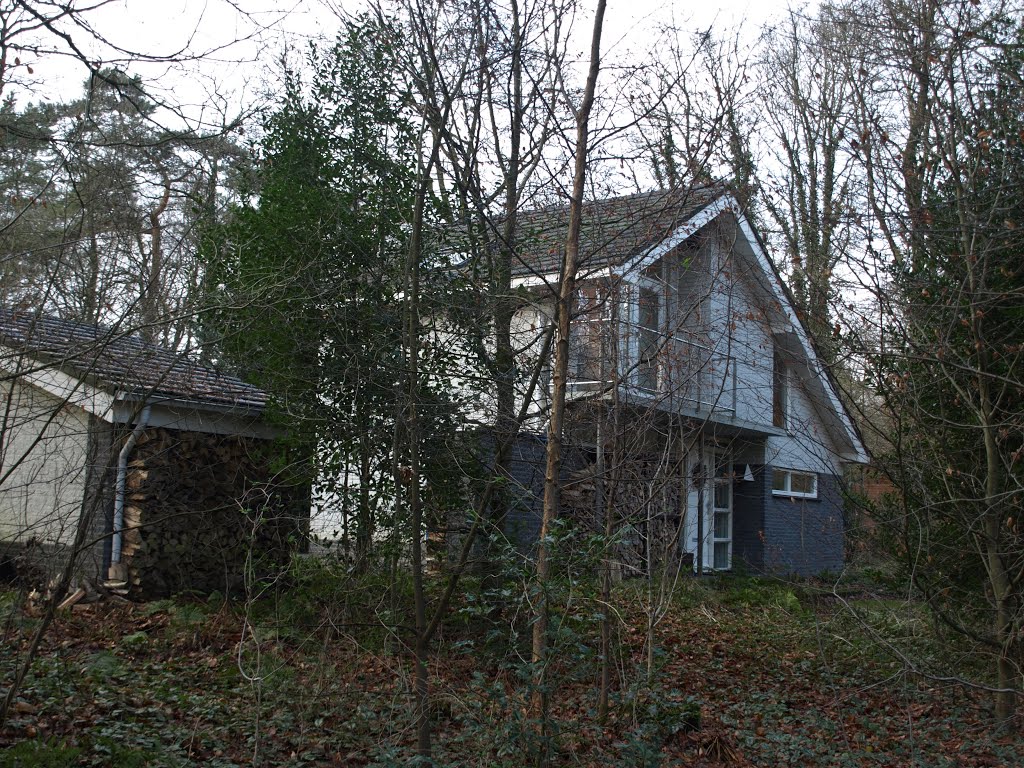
0;739;82;768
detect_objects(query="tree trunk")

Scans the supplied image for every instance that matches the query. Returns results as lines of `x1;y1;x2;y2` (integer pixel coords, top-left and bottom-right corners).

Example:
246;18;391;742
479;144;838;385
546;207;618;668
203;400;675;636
140;170;171;342
597;294;619;722
404;100;444;763
484;0;524;606
531;2;607;762
979;357;1017;725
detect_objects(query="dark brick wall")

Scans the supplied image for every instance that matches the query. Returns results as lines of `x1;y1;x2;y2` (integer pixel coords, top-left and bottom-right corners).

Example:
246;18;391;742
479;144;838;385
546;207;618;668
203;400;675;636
732;464;767;571
492;435;847;578
762;468;844;576
451;431;547;561
503;432;547;550
502;433;591;554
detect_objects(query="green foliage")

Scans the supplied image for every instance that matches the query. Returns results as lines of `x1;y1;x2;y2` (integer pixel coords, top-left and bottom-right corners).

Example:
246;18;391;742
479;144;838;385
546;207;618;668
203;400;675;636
205;15;416;459
615;685;701;767
203;13;471;562
166;602;209;630
872;15;1024;669
446;669;543;765
715;576;805;613
119;631;149;651
0;739;81;768
83;651;127;681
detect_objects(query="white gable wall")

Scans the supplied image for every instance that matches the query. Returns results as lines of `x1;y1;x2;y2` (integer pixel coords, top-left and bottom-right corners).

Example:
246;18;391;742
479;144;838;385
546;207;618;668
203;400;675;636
667;217;847;476
766;384;847;476
0;378;93;547
699;221;769;424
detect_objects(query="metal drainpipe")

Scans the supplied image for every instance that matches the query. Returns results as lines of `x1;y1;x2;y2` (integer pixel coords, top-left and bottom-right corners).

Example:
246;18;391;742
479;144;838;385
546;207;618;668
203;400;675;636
111;405;151;568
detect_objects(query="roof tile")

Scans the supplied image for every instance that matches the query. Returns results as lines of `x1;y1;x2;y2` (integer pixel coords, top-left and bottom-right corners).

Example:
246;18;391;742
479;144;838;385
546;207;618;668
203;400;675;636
512;185;725;277
0;309;266;411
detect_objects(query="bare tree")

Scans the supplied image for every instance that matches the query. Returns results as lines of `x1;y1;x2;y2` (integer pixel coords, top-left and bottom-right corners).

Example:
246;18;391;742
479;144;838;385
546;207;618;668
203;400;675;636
531;2;607;760
633;26;756;200
820;0;1024;725
755;8;859;354
394;0;571;610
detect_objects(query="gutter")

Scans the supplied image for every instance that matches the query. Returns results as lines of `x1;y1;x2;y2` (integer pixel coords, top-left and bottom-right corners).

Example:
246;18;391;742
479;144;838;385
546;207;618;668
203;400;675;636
111;395;278;439
114;390;266;414
110;404;151;575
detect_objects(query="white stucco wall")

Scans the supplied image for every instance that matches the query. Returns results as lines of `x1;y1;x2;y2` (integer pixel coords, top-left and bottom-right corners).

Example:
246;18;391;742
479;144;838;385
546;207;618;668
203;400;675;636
0;379;93;546
511;301;552;429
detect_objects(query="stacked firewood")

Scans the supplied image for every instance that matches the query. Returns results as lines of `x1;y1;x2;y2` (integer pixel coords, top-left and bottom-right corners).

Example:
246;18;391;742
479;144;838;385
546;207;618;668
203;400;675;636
119;428;302;598
561;460;686;578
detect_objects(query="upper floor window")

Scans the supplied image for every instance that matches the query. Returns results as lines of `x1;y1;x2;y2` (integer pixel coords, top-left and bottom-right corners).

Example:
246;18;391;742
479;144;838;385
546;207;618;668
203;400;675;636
572;282;608;382
773;348;789;429
637;284;662;390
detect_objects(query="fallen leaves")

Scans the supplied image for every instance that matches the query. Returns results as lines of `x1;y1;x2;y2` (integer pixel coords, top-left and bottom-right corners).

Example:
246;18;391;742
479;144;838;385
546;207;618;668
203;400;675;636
1;586;1020;767
13;700;36;715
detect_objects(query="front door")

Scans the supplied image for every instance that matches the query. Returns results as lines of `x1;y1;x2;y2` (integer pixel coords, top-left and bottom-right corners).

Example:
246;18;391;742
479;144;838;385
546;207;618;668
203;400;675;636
683;449;732;571
711;454;733;570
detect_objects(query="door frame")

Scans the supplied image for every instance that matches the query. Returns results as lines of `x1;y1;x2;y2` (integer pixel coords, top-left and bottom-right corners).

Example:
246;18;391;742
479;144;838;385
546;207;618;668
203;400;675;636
684;447;732;571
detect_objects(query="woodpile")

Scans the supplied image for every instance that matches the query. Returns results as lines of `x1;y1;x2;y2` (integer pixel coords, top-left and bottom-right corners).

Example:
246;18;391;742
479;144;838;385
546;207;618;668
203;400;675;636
118;428;304;599
561;458;686;577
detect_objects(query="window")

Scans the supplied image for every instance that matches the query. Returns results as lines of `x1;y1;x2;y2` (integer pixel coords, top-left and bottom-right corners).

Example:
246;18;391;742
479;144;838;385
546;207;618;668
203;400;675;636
572;283;607;381
637;285;661;390
772;469;818;499
712;456;732;569
772;348;789;429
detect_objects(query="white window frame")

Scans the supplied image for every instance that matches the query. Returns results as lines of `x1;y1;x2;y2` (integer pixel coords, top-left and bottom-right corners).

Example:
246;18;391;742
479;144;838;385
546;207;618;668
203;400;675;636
771;468;818;499
711;454;732;570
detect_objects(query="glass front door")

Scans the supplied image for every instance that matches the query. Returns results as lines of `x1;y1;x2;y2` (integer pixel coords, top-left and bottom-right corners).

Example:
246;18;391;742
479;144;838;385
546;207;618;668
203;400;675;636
712;455;732;570
684;449;733;571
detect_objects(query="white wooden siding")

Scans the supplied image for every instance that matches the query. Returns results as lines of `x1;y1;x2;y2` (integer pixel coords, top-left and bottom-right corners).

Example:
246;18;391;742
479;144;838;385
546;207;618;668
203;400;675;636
669;220;845;476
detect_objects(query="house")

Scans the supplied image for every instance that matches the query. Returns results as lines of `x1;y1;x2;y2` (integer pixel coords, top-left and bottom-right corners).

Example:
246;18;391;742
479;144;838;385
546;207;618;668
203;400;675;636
484;186;868;576
0;309;305;597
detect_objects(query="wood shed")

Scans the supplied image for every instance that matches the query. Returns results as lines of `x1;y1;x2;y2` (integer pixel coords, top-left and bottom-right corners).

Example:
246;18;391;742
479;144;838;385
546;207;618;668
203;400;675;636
0;309;307;598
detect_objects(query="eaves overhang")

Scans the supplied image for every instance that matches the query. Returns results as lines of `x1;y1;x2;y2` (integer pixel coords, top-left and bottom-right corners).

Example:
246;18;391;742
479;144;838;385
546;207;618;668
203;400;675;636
0;348;279;440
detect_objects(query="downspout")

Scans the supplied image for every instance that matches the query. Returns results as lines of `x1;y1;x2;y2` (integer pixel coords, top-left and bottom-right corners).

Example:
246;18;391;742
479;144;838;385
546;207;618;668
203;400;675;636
111;405;151;573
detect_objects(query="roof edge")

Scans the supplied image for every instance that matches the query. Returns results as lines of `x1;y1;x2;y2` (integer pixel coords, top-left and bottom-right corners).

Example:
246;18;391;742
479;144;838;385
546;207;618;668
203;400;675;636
731;209;869;464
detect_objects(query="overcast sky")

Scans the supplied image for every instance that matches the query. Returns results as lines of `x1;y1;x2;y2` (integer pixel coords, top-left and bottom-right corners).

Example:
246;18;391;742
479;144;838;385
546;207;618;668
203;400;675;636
13;0;802;134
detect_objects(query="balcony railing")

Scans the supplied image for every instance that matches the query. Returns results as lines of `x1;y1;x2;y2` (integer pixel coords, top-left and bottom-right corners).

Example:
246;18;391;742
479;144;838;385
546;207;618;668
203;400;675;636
568;320;736;414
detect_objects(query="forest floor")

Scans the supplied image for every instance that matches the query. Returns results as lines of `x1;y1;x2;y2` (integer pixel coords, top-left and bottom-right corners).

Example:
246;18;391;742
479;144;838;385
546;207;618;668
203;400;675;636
1;570;1021;767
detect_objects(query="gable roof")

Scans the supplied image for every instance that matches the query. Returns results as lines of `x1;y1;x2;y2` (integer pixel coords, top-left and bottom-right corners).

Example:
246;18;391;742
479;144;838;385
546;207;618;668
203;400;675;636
0;309;266;412
512;185;869;464
513;184;725;278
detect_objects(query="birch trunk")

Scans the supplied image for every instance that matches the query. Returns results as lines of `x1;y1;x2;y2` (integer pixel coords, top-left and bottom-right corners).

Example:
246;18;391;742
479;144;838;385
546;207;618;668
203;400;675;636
531;1;607;761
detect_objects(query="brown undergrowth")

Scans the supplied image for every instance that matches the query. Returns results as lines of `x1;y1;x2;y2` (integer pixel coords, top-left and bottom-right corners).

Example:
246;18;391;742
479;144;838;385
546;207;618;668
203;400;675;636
1;575;1021;767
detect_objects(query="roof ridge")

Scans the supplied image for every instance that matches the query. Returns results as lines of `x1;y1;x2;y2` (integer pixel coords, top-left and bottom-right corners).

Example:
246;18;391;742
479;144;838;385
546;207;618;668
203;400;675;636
519;183;724;216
